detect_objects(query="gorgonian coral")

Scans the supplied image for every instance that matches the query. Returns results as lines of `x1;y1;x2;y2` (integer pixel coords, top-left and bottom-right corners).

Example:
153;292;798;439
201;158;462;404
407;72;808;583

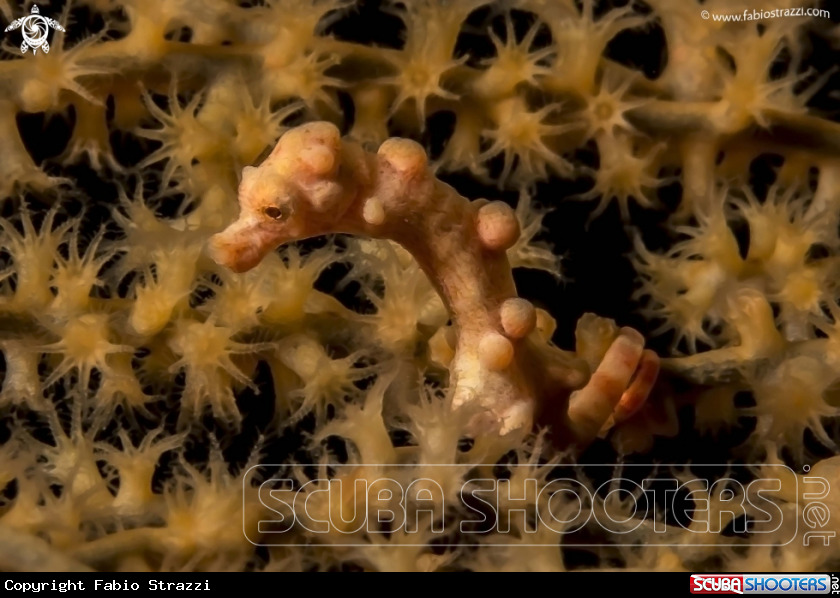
0;0;839;575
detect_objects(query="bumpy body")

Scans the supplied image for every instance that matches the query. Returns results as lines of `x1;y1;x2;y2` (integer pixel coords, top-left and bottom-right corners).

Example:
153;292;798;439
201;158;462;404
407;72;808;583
208;122;659;445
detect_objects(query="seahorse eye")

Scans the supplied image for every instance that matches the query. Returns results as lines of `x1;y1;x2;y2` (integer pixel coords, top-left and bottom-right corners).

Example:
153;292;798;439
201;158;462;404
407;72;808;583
264;206;285;220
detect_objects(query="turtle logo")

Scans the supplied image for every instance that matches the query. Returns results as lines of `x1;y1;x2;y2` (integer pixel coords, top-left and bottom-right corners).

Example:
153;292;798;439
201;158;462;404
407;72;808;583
4;5;65;55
